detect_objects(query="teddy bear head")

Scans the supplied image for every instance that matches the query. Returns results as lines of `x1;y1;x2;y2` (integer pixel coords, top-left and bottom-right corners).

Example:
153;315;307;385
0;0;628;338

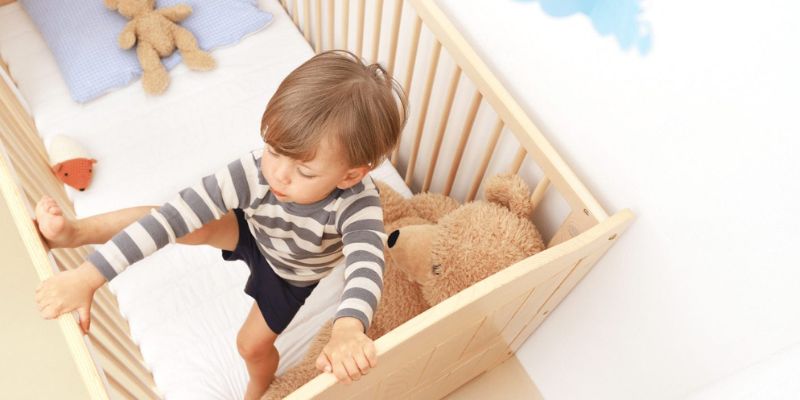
104;0;155;18
380;174;546;306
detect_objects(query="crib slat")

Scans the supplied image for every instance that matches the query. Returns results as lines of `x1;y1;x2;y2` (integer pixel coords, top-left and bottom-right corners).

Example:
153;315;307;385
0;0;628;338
95;286;131;336
443;90;482;196
466;117;504;201
530;176;550;213
291;1;299;28
409;0;608;219
89;335;160;399
314;0;322;53
303;0;312;42
510;146;526;174
391;15;422;166
327;0;334;49
341;0;349;49
387;0;404;75
422;65;461;192
370;0;384;63
404;40;442;186
91;296;144;365
106;373;138;400
89;310;150;380
355;0;365;58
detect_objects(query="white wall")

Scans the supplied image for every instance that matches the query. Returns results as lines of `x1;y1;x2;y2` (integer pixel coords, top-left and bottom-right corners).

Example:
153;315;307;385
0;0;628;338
436;0;800;399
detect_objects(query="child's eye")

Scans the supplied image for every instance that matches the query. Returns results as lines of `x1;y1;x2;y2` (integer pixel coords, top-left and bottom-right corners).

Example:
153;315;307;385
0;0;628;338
297;169;316;179
266;146;278;156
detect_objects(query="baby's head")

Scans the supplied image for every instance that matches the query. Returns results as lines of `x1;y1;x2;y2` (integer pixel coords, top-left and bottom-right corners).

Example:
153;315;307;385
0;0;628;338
260;50;408;204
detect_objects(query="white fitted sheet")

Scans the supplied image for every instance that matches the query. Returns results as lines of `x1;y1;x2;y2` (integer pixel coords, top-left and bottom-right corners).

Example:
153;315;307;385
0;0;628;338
0;1;412;399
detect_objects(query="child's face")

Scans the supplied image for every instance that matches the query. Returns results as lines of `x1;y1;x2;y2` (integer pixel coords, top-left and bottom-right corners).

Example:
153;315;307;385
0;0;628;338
262;136;369;205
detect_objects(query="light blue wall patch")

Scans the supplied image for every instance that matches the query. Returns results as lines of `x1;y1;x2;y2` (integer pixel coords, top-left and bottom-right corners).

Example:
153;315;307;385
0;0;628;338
517;0;652;55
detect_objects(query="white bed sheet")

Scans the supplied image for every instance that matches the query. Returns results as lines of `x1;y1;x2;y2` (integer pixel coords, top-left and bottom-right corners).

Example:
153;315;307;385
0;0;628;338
0;1;412;399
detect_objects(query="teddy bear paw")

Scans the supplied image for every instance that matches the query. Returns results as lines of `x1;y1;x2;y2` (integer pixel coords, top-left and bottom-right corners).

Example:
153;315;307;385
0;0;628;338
182;50;216;71
142;68;169;95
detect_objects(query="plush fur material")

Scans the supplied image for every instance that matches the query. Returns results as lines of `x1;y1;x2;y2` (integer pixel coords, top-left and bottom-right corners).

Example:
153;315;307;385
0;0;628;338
261;174;546;399
104;0;215;94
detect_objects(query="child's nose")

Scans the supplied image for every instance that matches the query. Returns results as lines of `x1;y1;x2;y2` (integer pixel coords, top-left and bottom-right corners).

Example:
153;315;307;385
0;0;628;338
274;161;292;184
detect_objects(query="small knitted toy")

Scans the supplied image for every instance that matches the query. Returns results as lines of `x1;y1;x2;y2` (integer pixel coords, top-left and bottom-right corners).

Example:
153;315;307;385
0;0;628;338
47;135;97;192
105;0;216;94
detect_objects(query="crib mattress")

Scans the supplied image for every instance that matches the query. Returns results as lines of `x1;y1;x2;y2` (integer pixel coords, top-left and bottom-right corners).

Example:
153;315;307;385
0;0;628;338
0;1;411;399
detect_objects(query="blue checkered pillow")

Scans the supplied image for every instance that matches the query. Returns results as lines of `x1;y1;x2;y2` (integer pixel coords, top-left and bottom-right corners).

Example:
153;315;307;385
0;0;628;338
19;0;273;103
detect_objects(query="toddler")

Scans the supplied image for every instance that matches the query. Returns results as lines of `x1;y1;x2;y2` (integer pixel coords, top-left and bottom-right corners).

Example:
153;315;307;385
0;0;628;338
34;50;407;400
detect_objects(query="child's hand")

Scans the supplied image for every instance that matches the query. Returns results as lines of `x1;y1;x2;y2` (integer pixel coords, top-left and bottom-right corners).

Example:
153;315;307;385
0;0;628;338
315;317;377;384
35;261;106;334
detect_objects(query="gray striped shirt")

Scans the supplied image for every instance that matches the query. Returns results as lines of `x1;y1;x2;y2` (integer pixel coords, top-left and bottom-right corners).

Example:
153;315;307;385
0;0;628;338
88;149;385;330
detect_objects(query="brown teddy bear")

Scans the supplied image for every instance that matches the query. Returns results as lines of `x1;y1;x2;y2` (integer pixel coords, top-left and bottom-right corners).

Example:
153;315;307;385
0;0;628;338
262;174;546;399
104;0;216;94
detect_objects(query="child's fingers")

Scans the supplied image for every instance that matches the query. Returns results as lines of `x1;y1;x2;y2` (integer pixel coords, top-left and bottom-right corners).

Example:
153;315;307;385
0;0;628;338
78;308;91;334
40;304;60;319
353;352;371;375
341;358;361;382
332;361;353;384
315;352;332;373
34;288;44;302
364;343;377;368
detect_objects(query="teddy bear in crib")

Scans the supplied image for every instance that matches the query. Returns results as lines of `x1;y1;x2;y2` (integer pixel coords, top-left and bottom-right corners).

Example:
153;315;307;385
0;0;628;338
262;174;546;399
104;0;216;94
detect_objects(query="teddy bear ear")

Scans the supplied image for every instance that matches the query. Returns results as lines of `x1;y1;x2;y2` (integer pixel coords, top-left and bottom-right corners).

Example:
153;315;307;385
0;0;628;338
484;173;535;219
376;180;412;224
104;0;119;10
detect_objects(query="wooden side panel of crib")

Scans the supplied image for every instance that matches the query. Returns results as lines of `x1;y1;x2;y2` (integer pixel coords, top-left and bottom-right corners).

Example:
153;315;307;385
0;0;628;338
0;70;158;399
286;210;633;399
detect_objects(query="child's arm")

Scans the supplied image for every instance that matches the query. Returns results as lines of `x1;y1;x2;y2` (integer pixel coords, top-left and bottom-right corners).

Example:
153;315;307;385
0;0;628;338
35;151;264;329
317;181;385;383
87;152;263;282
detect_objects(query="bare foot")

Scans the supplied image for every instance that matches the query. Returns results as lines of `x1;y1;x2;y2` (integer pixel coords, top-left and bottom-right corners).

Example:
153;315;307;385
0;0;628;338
34;196;76;248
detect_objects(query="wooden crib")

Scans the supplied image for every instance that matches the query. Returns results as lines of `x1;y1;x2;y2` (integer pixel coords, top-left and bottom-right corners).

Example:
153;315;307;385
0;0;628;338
0;0;634;398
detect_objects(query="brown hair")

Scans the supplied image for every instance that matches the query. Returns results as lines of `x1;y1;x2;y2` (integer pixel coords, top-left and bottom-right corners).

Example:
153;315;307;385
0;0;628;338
261;50;408;167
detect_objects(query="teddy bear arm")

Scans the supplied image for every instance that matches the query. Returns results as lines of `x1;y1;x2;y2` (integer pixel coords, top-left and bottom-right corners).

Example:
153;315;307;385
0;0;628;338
158;4;192;22
119;21;137;49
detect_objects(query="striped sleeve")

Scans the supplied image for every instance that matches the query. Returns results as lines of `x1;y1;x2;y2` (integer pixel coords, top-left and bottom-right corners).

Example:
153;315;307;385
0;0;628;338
333;180;386;332
87;151;263;281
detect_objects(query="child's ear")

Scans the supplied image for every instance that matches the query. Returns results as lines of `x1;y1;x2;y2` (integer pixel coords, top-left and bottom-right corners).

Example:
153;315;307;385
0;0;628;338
337;165;371;189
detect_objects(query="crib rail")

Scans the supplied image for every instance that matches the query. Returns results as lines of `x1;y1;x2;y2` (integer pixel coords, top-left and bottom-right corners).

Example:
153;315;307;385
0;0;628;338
289;209;633;399
0;0;632;398
279;0;633;398
0;76;159;398
280;0;607;241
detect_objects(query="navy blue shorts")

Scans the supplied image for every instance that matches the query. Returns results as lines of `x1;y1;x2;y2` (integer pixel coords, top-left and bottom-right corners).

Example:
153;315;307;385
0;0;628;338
221;208;318;334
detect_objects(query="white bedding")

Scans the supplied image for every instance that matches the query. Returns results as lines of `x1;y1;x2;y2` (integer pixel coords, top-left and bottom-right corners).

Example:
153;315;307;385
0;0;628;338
0;1;411;399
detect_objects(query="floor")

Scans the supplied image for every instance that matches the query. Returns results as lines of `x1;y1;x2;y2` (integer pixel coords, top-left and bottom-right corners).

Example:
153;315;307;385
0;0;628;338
445;356;543;400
